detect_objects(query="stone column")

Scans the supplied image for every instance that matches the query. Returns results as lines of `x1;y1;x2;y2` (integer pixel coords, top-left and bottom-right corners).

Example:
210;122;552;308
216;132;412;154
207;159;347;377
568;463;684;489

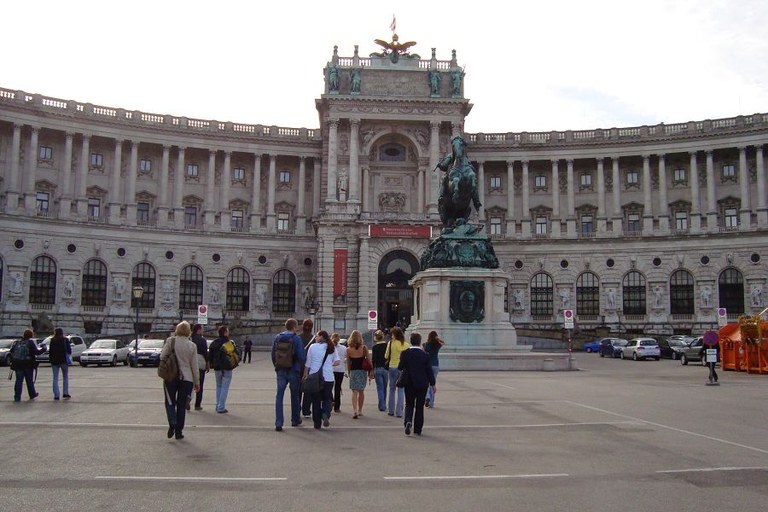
550;159;561;237
417;167;425;213
362;166;370;213
739;146;750;230
428;121;440;216
506;160;515;236
705;150;717;232
23;127;40;212
108;139;123;224
326;120;338;202
126;141;138;225
611;157;622;235
565;159;575;237
477;160;486;221
313;158;321;217
266;153;277;231
59;132;74;219
5;124;21;212
296;156;307;234
521;159;530;237
349;119;360;203
658;154;669;233
689;151;701;232
220;151;232;230
642;155;653;234
73;133;89;217
756;146;767;226
250;154;262;232
204;150;216;227
157;145;170;227
174;147;186;229
357;237;372;315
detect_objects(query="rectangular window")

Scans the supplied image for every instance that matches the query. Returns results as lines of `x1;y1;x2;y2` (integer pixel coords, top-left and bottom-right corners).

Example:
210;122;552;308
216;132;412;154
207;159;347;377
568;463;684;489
535;216;548;235
490;175;501;190
627;213;641;232
184;206;197;226
722;164;735;178
90;153;103;167
580;173;592;187
38;146;53;160
277;212;290;232
36;192;49;212
87;198;101;219
137;202;150;225
139;159;152;173
724;207;738;228
626;170;639;185
186;164;199;177
534;175;546;188
673;168;686;182
580;215;593;234
231;209;244;230
233;167;246;182
279;170;291;183
489;217;502;235
675;212;688;231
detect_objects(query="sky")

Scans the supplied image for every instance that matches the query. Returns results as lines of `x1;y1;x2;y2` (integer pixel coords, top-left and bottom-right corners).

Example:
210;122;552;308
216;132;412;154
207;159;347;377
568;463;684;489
4;0;768;133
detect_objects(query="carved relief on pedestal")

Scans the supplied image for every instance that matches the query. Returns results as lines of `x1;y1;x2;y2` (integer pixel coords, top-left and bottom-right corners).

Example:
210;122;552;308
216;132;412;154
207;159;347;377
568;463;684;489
378;192;406;212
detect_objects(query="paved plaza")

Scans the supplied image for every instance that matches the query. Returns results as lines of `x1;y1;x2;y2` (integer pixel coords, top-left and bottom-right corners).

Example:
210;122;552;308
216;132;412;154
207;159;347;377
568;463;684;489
1;352;766;512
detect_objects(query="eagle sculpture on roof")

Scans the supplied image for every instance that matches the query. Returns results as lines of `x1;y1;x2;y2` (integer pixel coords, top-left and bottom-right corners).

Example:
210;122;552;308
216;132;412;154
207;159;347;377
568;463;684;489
373;33;418;63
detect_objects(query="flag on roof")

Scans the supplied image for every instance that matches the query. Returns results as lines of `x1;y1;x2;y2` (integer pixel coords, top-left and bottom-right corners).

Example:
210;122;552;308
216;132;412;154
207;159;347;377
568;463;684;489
389;15;396;32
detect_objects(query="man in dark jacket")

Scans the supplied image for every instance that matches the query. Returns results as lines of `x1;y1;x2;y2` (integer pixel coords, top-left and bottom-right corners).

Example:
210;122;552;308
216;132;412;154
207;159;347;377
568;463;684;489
48;327;72;400
208;325;239;413
191;324;209;411
271;318;307;431
398;333;435;436
10;328;46;402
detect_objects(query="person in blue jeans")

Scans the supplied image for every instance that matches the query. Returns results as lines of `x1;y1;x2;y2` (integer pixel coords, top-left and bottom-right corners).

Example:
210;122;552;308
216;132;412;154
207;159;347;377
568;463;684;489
208;325;238;413
10;329;46;402
371;330;389;411
48;327;72;400
423;330;445;408
271;318;307;431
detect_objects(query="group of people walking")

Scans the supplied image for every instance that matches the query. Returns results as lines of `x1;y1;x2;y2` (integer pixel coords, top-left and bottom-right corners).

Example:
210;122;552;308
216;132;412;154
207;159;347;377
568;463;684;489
8;328;71;402
271;319;444;436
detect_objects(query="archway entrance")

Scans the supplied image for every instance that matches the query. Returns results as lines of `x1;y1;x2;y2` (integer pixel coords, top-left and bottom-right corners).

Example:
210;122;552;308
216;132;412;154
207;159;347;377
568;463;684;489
378;250;419;330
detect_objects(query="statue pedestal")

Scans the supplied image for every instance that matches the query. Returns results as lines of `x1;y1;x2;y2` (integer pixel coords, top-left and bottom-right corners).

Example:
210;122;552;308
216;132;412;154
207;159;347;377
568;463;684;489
407;268;573;371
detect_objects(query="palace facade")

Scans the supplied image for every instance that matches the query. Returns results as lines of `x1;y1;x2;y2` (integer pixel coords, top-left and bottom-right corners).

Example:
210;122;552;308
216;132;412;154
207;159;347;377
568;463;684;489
1;43;766;338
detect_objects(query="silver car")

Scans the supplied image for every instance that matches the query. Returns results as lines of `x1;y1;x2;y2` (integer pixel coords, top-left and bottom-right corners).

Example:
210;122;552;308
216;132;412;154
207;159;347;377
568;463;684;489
621;338;661;361
80;339;131;367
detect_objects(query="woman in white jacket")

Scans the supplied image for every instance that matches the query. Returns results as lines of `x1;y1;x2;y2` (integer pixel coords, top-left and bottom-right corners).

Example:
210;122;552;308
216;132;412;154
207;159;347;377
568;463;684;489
161;321;200;440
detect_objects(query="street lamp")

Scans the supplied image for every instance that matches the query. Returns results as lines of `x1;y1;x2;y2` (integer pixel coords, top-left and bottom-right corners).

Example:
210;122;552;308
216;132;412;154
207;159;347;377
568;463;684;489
305;295;320;331
132;286;144;367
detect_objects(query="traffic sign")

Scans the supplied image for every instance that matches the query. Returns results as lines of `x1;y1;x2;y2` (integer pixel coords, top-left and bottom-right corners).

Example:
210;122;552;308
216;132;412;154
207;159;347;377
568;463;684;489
197;304;209;325
702;330;718;346
563;309;574;329
717;307;727;327
367;310;378;330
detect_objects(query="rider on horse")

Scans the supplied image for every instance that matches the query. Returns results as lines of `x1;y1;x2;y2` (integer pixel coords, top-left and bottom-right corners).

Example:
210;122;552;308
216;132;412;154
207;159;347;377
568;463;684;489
435;136;482;233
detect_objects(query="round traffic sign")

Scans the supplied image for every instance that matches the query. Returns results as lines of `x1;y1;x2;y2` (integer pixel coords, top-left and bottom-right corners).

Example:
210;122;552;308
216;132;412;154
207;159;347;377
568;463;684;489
564;310;573;318
368;310;377;320
198;305;208;315
702;330;718;346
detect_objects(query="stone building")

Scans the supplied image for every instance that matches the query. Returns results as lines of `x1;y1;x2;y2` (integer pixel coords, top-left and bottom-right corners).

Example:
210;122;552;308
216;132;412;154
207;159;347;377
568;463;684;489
0;40;766;338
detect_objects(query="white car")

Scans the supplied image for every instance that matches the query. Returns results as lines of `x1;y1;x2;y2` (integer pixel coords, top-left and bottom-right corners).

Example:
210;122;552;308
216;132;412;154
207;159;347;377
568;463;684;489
621;338;661;361
0;338;17;366
80;339;131;366
37;334;88;363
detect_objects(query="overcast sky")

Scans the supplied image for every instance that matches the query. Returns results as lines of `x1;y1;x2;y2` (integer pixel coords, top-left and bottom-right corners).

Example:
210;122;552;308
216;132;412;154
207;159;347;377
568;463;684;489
4;0;767;133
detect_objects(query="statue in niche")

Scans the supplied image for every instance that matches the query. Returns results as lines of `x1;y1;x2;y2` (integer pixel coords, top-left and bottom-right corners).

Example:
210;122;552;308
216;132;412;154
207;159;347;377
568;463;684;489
751;284;763;307
338;169;348;193
606;288;617;309
10;272;24;296
350;68;361;93
210;284;221;305
255;284;267;307
559;288;570;309
513;289;525;310
653;286;663;308
328;64;340;92
63;278;76;299
451;69;462;95
113;278;126;301
302;286;315;309
428;70;441;95
700;286;712;308
162;280;174;303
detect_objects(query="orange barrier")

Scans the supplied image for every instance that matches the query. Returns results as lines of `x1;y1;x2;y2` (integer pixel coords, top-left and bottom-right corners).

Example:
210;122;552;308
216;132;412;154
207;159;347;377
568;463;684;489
719;320;768;374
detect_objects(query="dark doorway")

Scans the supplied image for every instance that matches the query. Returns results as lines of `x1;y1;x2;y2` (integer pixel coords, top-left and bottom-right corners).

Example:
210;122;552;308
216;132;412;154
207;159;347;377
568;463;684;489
378;250;419;330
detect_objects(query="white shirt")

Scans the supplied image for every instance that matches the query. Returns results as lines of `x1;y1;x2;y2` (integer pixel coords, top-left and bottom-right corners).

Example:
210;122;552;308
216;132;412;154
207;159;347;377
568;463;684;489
305;342;339;382
333;344;347;373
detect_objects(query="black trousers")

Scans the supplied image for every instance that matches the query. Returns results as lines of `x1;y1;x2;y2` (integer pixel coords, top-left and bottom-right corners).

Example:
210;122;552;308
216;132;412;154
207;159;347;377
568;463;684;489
194;369;206;408
333;372;344;411
404;386;428;434
164;379;193;434
242;348;252;363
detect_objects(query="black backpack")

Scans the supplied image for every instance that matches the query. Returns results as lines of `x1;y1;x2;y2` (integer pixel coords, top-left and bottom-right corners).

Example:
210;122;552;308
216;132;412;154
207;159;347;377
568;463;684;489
10;339;31;369
273;334;295;369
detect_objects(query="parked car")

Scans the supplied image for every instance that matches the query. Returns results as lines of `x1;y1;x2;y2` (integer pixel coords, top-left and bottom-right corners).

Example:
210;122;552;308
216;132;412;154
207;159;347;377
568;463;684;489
658;337;693;359
80;339;131;367
36;334;87;363
582;339;601;353
598;338;629;358
0;338;17;366
621;338;661;361
128;339;166;367
679;337;708;365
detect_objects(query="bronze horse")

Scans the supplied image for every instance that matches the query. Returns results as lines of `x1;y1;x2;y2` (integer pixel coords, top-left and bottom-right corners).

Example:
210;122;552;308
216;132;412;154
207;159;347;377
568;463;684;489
435;136;482;233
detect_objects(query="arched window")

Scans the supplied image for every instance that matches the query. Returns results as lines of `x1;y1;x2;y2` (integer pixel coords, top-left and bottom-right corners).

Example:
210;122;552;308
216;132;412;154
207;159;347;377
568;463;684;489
132;262;156;309
669;269;694;315
530;272;553;317
576;272;600;315
622;271;646;315
272;269;296;313
227;267;250;312
30;255;57;304
179;265;204;310
82;259;108;307
718;268;744;315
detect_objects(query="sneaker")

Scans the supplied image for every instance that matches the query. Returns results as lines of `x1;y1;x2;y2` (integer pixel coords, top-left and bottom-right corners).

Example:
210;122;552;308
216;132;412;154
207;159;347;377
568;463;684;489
404;421;412;436
54;397;60;401
291;420;303;427
303;413;311;418
30;392;39;400
322;414;330;427
167;427;174;439
216;409;229;414
388;412;395;416
194;405;203;411
174;432;184;440
63;394;71;400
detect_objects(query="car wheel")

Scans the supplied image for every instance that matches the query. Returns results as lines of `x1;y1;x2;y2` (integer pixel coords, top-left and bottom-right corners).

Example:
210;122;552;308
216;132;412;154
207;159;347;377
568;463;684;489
129;359;136;368
671;352;678;360
111;356;117;367
123;357;129;366
80;362;87;367
632;352;638;361
681;354;688;365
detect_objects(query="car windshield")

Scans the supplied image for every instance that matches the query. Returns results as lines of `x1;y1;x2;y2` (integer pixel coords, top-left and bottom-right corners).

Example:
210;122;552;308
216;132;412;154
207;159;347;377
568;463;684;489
0;339;16;349
90;340;116;349
640;340;658;346
614;340;629;347
668;340;686;347
139;340;165;349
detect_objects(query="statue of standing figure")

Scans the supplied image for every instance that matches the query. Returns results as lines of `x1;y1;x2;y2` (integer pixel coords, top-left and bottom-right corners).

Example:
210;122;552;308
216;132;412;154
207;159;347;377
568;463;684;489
428;70;441;95
328;64;340;92
350;68;361;93
451;69;462;95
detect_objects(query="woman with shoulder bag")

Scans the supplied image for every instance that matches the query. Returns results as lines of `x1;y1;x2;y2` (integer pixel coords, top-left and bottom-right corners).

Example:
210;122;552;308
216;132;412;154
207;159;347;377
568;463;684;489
385;327;410;417
161;321;199;440
345;330;372;419
302;331;339;429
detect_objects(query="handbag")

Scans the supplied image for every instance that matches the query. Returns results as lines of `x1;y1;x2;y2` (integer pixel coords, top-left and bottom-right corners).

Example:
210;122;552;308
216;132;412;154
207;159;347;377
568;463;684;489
361;347;372;372
395;367;408;388
157;337;179;382
303;350;330;394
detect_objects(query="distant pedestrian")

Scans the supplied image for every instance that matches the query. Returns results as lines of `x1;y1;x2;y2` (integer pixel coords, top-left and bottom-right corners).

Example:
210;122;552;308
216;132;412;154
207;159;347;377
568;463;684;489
399;332;435;436
385;326;410;417
371;330;389;412
48;327;72;400
190;323;209;411
10;328;45;402
331;333;347;413
271;318;307;431
346;329;372;419
242;337;253;363
161;321;200;440
208;325;239;413
299;318;315;418
423;330;445;408
302;331;339;429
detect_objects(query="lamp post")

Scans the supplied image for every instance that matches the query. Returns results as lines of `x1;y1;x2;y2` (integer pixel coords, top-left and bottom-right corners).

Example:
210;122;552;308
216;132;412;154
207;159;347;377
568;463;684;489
305;295;319;331
132;286;144;367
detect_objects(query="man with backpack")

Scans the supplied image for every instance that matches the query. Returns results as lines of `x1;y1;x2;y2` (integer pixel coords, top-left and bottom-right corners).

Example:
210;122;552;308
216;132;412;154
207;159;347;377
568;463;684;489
208;325;240;414
271;318;306;431
10;328;46;402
